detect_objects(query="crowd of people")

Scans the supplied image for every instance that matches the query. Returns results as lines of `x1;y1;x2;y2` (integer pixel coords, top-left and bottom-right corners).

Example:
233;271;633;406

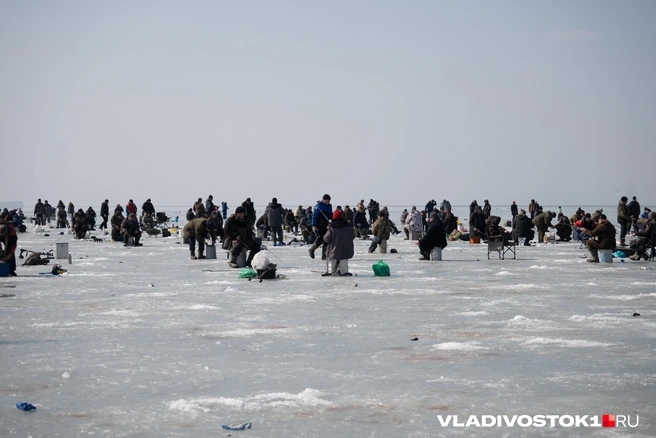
1;195;653;277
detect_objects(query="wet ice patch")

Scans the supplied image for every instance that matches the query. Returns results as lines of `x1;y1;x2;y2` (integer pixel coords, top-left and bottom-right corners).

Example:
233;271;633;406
167;388;332;417
495;271;512;276
432;342;489;351
519;337;614;348
512;315;529;320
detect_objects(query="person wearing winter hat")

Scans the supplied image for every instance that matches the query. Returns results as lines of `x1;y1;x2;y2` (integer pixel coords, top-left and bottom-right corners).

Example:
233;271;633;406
322;209;354;276
224;206;260;268
265;197;285;246
308;194;333;260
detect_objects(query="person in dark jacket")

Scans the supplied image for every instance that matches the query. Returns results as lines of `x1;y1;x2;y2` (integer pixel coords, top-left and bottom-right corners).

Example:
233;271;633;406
532;210;556;243
193;198;206;218
469;205;486;240
142;198;155;216
512;209;534;245
73;209;88;239
68;202;75;221
616;196;631;246
86;207;97;230
629;211;655;260
224;206;260;268
0;221;18;276
627;196;641;234
308;194;333;260
34;199;45;225
510;201;518;223
483;200;492;219
425;200;437;217
120;213;142;246
554;214;572;241
584;214;616;262
299;210;315;244
265;197;285;246
241;198;256;229
323;209;354;276
56;206;68;229
44;201;54;224
221;202;228;220
369;210;392;254
186;208;195;221
99;199;110;230
353;205;369;240
206;210;224;246
184;217;208;259
443;210;458;235
418;212;447;260
205;195;215;215
110;210;124;242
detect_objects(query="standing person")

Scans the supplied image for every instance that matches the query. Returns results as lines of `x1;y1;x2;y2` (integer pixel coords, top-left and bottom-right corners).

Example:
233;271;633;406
483;200;492;219
627;196;641;234
439;199;451;218
367;199;380;226
193;198;205;218
528;199;538;219
265;197;285;246
221;202;228;220
241;198;256;230
418;212;447;260
126;199;138;216
224;206;260;268
308;194;333;260
400;209;409;239
368;210;392;254
142;198;155;217
322;209;354;276
205;195;215;215
99;199;110;230
510;201;518;223
120;213;143;246
532;210;556;243
34;198;45;225
68;201;75;222
405;206;424;240
616;196;631;247
0;222;18;276
584;214;616;263
44;200;54;224
294;205;303;224
425;200;437;217
184;216;208;259
343;205;354;226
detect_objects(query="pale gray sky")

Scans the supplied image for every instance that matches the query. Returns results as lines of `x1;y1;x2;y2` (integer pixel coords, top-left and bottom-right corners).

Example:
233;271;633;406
1;1;655;209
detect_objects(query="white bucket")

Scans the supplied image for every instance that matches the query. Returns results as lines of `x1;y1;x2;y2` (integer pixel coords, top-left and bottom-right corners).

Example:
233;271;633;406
430;247;443;261
56;242;69;259
600;249;613;263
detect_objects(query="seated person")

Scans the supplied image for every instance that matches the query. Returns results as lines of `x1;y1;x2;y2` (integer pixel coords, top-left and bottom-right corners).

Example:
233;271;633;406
120;213;142;246
224;207;260;268
110;210;124;242
573;213;595;242
206;210;224;246
629;211;656;260
298;211;315;244
353;206;369;239
512;209;534;246
73;209;88;239
554;213;573;241
418;212;447;260
584;214;616;263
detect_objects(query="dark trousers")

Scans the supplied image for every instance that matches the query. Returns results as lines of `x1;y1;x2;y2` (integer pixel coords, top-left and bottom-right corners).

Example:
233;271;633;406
100;215;109;229
620;221;628;241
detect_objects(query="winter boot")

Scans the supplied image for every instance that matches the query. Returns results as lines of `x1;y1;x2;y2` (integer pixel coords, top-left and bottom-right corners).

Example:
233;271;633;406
123;235;130;246
227;251;239;268
308;243;319;259
190;249;197;260
198;247;205;259
321;245;327;261
641;250;650;260
629;253;641;261
586;248;599;263
134;236;143;246
620;239;626;247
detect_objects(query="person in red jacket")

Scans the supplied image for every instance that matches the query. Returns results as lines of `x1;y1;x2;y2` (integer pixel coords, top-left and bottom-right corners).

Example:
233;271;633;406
0;222;18;276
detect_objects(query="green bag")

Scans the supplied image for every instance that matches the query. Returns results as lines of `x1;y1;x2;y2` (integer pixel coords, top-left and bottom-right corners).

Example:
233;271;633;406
238;268;257;279
372;260;390;276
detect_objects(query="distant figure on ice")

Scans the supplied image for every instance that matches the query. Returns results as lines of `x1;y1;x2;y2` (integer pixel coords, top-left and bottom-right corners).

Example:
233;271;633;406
553;213;572;241
68;202;75;221
0;222;18;276
99;199;109;230
193;198;206;218
34;199;45;225
418;212;447;261
510;201;518;223
142;198;155;218
512;209;534;246
44;200;54;224
528;199;538;219
73;209;88;239
353;205;369;240
308;194;333;260
322;209;354;276
583;214;616;263
617;196;631;247
483;200;491;219
532;210;555;243
221;202;228;220
111;209;124;242
126;199;138;217
241;198;256;230
265;197;285;246
369;210;392;254
205;195;215;215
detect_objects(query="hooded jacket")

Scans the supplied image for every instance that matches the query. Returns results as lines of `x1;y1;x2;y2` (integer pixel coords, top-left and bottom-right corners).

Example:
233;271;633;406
323;217;355;261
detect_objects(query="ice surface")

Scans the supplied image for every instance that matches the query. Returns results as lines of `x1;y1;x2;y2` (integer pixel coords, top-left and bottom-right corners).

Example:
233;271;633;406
1;206;655;436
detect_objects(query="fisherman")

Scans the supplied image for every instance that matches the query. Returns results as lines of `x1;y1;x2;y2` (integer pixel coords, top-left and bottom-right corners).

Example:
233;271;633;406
224;206;260;268
308;194;333;260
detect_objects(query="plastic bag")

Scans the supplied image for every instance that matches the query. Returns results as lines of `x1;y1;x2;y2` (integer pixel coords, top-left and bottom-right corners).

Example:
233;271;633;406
251;251;271;270
613;251;626;258
238;268;257;279
372;260;390;276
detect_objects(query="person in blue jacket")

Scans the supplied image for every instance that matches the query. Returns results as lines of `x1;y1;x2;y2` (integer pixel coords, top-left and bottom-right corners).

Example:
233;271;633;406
308;194;332;260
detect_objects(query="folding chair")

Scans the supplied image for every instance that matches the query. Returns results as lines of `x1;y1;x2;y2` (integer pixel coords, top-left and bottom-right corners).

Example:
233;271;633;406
487;235;516;260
